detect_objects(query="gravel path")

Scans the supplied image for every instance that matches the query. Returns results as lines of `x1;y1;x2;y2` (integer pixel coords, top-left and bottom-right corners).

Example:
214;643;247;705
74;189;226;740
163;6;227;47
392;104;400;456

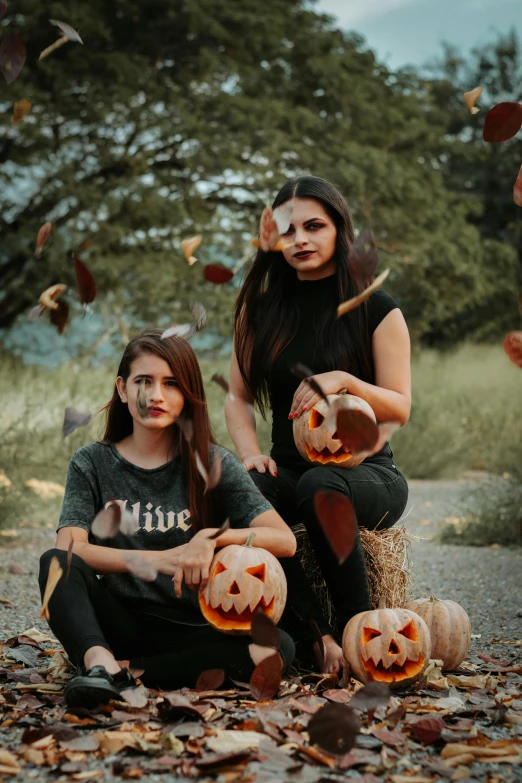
1;477;520;651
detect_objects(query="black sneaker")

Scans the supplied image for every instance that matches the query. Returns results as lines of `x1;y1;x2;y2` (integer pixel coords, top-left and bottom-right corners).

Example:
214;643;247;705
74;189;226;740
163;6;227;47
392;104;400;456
64;665;138;709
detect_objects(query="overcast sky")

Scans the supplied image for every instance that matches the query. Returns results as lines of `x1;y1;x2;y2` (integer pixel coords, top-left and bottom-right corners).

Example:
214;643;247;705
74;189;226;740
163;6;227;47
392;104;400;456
318;0;521;70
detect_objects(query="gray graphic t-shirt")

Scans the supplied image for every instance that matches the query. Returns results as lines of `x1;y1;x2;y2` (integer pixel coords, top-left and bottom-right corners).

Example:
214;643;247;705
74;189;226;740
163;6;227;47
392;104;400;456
58;442;273;624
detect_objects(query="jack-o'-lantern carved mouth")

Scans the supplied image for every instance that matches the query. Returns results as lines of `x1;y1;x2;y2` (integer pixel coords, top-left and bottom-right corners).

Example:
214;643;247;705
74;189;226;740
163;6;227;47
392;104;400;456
360;622;426;683
199;595;276;629
304;410;352;464
199;560;278;631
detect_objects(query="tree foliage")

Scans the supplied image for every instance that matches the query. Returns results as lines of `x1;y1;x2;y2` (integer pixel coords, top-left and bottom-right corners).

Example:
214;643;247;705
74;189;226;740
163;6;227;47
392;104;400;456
0;1;520;349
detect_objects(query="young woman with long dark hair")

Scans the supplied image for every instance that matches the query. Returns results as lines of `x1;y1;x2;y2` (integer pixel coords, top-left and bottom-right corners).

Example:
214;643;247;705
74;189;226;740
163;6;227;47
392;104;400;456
225;176;410;673
39;330;296;707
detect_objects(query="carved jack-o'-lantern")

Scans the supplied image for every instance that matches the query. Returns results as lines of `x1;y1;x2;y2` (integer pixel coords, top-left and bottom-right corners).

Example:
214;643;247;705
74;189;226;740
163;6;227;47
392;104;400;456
293;393;377;468
198;533;287;634
342;606;431;688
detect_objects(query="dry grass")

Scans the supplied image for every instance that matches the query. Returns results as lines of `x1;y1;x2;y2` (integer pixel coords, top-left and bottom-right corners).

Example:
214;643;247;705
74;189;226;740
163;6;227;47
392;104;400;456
294;523;412;630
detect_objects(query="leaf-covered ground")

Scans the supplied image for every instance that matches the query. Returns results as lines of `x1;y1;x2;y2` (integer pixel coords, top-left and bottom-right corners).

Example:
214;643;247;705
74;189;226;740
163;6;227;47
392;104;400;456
1;479;521;782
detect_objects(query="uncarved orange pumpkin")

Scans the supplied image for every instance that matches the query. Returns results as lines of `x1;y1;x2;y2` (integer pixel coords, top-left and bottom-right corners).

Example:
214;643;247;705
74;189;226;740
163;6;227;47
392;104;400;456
293;393;376;468
342;606;431;688
198;533;287;634
404;595;471;671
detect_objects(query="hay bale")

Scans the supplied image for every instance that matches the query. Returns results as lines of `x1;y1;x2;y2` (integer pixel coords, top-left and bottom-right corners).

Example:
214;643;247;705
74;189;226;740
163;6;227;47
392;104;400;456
294;524;412;629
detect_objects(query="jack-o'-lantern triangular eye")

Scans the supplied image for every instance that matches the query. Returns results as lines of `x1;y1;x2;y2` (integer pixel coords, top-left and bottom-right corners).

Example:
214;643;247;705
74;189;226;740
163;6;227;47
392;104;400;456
309;410;324;429
398;621;418;641
212;561;227;578
245;563;266;581
362;627;382;643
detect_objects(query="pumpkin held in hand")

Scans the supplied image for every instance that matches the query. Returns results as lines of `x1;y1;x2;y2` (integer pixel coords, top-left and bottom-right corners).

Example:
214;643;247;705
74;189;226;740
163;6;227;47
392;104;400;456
405;595;471;671
342;605;431;688
199;533;287;634
293;393;376;468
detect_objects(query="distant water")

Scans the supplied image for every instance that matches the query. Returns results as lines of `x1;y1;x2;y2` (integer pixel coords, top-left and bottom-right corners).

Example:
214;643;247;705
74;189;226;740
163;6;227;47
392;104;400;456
0;310;233;368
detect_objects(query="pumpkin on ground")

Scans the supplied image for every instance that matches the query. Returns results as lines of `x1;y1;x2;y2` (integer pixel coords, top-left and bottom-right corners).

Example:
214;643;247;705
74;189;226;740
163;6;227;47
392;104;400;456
198;533;287;634
405;594;471;671
342;605;431;688
293;393;376;468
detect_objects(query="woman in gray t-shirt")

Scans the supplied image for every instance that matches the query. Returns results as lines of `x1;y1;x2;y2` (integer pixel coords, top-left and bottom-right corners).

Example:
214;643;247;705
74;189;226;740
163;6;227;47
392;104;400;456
39;329;296;708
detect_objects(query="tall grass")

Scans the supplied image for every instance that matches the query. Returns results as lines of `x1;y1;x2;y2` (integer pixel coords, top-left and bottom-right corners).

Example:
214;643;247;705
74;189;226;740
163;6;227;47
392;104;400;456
0;343;520;533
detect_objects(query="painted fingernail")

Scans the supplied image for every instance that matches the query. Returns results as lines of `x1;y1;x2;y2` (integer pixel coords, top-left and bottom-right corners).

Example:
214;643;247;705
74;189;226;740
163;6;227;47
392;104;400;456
288;414;292;420
303;406;308;411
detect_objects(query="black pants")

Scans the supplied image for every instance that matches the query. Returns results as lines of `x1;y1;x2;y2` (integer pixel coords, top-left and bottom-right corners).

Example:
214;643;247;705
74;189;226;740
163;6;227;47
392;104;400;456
38;549;295;690
251;448;408;642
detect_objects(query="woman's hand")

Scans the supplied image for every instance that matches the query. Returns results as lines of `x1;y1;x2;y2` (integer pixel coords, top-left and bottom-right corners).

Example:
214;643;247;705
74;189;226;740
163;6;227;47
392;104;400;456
242;453;278;477
171;530;217;598
290;370;350;419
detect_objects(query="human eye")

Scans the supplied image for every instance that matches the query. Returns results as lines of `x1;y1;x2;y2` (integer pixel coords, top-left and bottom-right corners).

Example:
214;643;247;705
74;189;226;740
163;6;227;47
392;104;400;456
165;380;178;387
308;222;324;231
135;377;150;385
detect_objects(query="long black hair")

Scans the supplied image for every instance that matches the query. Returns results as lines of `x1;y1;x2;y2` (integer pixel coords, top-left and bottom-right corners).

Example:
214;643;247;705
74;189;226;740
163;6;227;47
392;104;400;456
234;176;373;417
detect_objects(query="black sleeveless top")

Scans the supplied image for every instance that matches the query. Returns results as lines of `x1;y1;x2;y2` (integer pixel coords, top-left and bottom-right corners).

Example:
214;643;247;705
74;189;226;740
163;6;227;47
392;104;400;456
266;274;400;470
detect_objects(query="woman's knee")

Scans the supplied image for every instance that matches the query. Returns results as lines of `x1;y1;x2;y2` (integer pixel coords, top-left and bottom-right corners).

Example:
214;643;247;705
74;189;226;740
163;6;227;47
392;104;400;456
295;467;350;508
38;548;92;593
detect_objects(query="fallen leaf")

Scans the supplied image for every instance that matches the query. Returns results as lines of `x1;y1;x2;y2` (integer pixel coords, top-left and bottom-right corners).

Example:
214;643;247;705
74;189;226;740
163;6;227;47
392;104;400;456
446;673;492;689
196;669;226;691
7;645;39;667
59;734;100;752
463;86;482;114
120;684;149;708
39;283;67;311
123;552;158;581
8;562;25;575
0;750;20;772
206;729;270;754
181;235;202;265
350;682;391;712
370;728;407;745
502;331;522;368
195;750;252;768
251;611;280;649
337;269;390;317
308;702;361;756
313;491;358;564
249;652;283;700
50;300;69;334
204;264;234;284
63;407;91;438
348;230;379;281
0;30;26;84
483;102;522;143
410;715;446;743
40;556;63;620
323;689;352;704
73;254;96;305
12;98;31;124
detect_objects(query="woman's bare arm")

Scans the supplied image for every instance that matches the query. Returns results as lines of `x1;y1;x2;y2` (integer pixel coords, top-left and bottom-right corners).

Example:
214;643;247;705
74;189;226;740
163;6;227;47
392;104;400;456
224;337;262;460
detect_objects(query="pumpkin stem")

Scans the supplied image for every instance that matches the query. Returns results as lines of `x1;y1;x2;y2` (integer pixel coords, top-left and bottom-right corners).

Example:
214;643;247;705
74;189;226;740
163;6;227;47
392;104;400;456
378;597;387;609
244;532;256;548
430;593;439;602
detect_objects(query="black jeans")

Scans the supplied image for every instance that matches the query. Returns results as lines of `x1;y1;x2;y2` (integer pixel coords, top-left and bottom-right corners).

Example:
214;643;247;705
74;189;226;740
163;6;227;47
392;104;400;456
251;447;408;643
38;549;295;690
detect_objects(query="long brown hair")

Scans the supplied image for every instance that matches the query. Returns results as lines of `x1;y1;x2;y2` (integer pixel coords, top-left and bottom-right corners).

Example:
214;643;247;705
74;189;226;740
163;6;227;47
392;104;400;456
101;329;216;532
234;176;373;417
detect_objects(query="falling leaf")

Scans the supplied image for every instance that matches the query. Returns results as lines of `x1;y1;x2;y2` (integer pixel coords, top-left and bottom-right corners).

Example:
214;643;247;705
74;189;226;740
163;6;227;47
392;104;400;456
162;302;206;341
136;379;149;418
176;414;193;443
0;31;26;85
65;536;74;581
335;404;379;455
39;283;67;310
50;299;69;335
502;331;522;368
49;19;83;44
12;98;31;124
313;491;358;564
308;703;361;756
249;652;283;700
207;451;222;492
194;450;209;491
0;1;7;22
463;86;482;114
513;166;522;207
272;200;294;234
73;254;96;305
181;235;202;266
191;301;207;329
62;407;91;438
123;552;158;581
195;669;226;691
291;363;330;406
256;205;280;252
204;264;234;284
337;269;390;317
92;503;138;539
35;222;53;258
8;562;25;575
483;102;522;143
40;556;63;620
348;230;379;281
211;373;230;393
161;323;193;340
350;682;391;712
207;518;230;540
120;685;149;708
251;611;280;649
27;305;44;321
